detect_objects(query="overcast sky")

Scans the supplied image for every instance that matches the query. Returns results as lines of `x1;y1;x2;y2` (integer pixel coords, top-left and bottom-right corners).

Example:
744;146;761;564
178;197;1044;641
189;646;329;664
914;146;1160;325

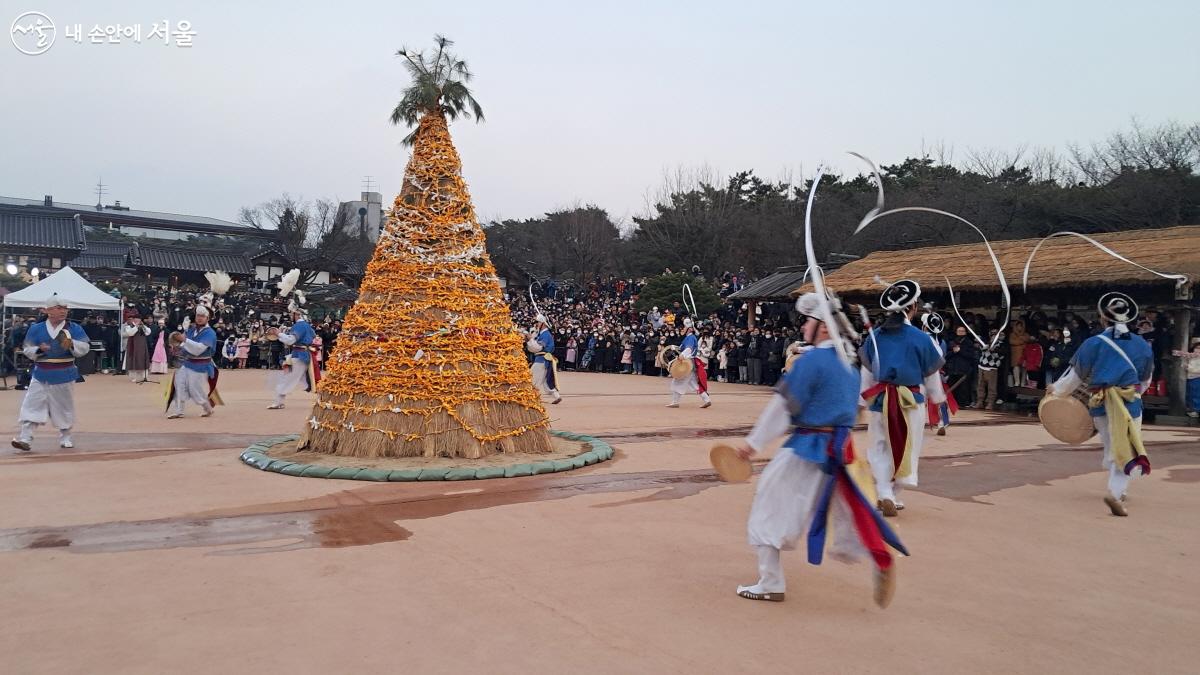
2;0;1197;227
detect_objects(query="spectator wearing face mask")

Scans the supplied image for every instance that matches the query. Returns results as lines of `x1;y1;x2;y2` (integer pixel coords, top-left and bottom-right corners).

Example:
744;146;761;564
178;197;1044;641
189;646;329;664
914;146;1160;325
632;331;646;375
944;326;979;407
747;329;764;385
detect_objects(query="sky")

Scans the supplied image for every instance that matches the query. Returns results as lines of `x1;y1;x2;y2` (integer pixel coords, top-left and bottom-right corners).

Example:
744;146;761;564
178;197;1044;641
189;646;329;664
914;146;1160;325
2;0;1197;227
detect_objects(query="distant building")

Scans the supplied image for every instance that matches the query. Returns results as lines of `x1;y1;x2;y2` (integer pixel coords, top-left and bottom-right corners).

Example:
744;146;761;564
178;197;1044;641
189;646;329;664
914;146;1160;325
0;194;269;244
0;206;86;277
336;192;385;243
0;194;368;288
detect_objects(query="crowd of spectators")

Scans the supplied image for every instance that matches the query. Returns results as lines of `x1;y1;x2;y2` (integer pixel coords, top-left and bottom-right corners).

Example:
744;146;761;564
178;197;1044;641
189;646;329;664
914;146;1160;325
3;283;345;377
1;273;1191;412
509;273;811;387
508;273;1191;409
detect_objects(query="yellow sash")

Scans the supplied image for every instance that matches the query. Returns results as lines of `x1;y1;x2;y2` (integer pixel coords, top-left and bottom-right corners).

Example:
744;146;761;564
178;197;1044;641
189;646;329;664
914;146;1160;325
536;352;559;388
881;386;919;479
1088;386;1147;471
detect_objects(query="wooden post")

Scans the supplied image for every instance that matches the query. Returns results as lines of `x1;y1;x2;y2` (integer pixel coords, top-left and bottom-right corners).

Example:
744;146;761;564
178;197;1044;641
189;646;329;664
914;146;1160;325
747;301;757;329
1168;307;1192;417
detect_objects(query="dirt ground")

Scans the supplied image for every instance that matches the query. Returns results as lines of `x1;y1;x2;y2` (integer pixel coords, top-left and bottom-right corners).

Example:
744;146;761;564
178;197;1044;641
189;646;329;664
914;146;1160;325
0;369;1196;674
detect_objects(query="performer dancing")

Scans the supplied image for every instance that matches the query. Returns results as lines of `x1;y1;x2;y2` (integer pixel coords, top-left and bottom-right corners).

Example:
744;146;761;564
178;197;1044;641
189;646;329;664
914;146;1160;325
269;272;318;409
527;314;562;405
920;309;958;436
120;309;151;383
166;304;222;418
860;280;946;517
1047;292;1153;516
11;295;90;451
667;318;712;408
734;292;906;607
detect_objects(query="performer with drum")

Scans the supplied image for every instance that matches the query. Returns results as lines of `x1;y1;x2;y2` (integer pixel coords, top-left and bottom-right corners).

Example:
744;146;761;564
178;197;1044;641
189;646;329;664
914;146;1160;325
729;291;906;607
165;304;222;419
859;280;946;517
1045;292;1153;516
666;317;712;409
11;294;91;451
527;314;562;405
268;298;318;410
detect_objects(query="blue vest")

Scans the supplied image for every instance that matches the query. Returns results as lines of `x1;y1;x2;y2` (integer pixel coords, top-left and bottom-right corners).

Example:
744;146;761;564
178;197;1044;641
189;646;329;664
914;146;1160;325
860;323;944;412
534;328;554;365
285;320;316;364
680;333;698;356
25;320;89;385
1071;328;1154;418
861;323;945;387
778;346;860;464
182;326;218;375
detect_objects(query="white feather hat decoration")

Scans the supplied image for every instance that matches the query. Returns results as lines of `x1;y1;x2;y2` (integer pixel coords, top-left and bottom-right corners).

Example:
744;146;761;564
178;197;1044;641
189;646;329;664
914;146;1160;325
204;270;233;296
277;268;301;297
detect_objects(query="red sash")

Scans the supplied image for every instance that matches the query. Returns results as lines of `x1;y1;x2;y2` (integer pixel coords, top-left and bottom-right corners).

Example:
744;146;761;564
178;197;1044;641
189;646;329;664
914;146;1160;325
862;383;919;476
694;357;708;394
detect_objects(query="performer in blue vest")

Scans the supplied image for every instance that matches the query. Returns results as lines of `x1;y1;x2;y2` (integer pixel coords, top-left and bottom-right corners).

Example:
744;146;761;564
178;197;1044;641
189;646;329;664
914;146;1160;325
733;291;906;607
859;280;946;517
166;304;222;418
1048;292;1153;516
12;295;91;451
526;314;561;404
920;310;957;437
667;318;712;408
269;294;319;409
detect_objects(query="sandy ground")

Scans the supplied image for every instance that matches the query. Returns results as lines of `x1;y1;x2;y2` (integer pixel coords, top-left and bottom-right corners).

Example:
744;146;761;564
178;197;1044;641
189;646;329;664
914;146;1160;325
0;369;1197;674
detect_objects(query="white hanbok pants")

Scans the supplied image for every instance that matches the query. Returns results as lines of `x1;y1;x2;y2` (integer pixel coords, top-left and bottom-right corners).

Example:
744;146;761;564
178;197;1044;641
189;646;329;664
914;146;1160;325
17;380;76;438
866;404;929;503
669;373;710;404
744;451;868;593
530;363;560;400
1095;415;1142;499
172;368;212;415
273;363;308;405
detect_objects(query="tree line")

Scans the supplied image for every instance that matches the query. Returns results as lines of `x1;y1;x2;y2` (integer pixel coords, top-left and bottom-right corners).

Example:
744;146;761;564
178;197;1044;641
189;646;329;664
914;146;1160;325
484;120;1200;285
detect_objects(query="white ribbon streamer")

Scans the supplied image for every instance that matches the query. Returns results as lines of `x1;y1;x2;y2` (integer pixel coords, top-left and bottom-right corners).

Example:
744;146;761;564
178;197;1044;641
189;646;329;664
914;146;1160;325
848;152;1010;350
1022;231;1189;292
682;283;698;320
528;283;550;329
804;167;854;369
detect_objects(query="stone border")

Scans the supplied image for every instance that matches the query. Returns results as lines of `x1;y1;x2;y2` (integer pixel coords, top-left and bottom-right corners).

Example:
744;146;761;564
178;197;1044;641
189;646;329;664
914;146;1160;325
239;431;614;481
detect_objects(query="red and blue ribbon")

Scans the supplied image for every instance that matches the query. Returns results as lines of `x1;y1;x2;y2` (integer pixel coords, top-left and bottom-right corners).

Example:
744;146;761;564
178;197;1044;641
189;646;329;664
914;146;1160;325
806;426;908;570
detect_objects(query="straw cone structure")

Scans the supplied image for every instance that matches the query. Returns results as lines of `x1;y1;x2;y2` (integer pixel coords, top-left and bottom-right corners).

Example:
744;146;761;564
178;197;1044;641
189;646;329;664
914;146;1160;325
299;112;553;459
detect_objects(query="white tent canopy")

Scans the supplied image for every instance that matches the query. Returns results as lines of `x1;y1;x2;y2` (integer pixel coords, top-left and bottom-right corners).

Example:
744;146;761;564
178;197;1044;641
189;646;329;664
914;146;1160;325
3;266;120;310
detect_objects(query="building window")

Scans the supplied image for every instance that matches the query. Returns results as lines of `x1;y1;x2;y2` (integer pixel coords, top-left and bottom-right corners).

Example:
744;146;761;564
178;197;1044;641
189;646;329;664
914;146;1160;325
52;258;62;268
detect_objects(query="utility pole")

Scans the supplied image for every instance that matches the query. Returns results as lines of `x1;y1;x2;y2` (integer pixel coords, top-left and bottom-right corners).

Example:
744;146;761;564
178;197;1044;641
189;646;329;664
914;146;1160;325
94;178;107;209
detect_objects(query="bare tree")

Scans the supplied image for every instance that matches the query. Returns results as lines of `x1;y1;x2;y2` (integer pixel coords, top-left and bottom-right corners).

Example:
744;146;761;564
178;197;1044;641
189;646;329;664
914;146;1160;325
964;145;1029;178
546;204;621;284
633;165;744;275
239;194;368;286
1068;119;1200;185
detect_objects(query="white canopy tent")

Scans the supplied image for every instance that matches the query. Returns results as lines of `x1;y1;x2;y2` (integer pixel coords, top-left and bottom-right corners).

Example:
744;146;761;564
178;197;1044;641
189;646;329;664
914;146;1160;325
2;266;120;310
2;267;124;379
